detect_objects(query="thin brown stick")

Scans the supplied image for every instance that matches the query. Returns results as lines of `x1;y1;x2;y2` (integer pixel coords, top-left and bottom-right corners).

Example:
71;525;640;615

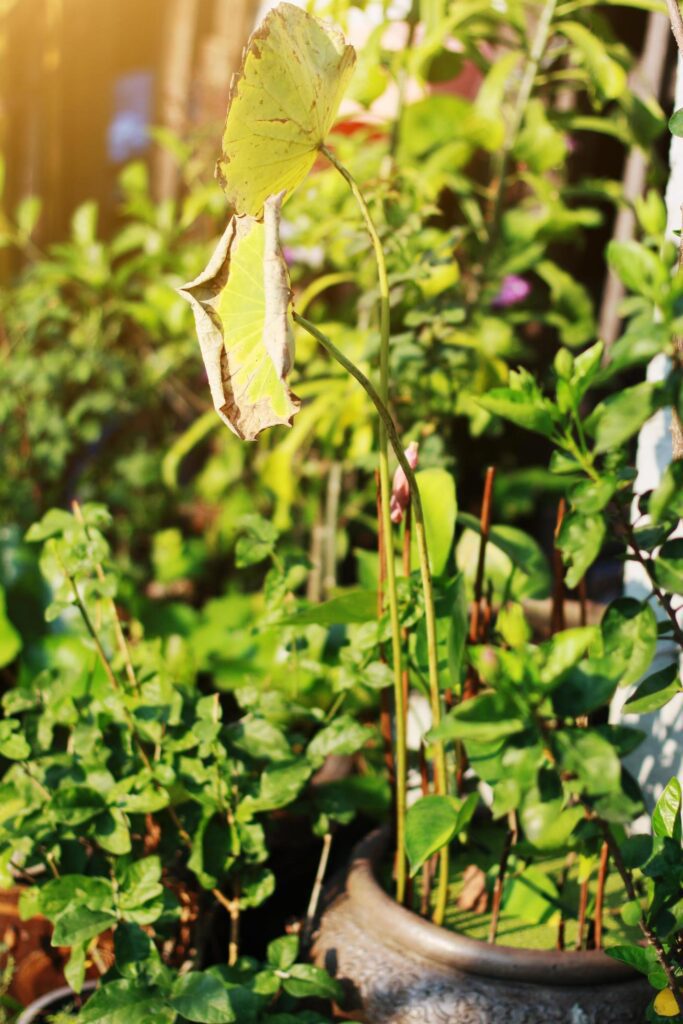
556;854;574;951
619;512;683;646
469;467;496;647
599;821;683;1003
488;811;518;943
665;0;683;57
578;577;588;627
303;832;333;943
228;879;240;967
594;840;609;949
463;467;496;703
401;501;412;715
576;879;589;950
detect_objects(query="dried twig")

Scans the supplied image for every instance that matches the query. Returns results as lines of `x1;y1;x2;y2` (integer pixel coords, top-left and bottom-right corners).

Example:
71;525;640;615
488;811;518;943
594;840;610;949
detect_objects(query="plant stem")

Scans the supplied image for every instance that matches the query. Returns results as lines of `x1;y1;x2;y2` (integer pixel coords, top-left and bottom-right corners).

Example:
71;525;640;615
228;880;241;967
618;511;683;647
320;143;407;902
293;311;449;922
71;500;139;693
488;811;517;944
594;840;609;949
599;821;683;1004
463;467;496;702
490;0;558;234
376;470;396;786
402;501;412;716
665;0;683;56
551;499;567;634
303;831;333;945
576;877;589;950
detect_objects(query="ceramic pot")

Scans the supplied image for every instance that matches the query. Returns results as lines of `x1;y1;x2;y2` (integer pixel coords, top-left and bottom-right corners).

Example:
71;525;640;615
313;830;650;1024
15;981;96;1024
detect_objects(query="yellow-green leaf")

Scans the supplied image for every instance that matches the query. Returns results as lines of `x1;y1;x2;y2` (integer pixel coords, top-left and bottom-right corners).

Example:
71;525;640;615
180;194;300;441
654;989;681;1017
217;2;356;217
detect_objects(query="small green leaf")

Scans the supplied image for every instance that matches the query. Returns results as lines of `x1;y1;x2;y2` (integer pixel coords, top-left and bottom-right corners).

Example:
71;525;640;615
51;786;107;825
654;539;683;593
557;512;605;588
79;980;175;1024
234;515;279;567
606;943;656;977
652;778;682;840
281;590;377;626
669;108;683;137
52;906;116;947
430;691;525;744
620;833;653;869
601;598;658;689
0;586;21;668
410;467;457;575
267;934;299;970
405;795;460;876
281;963;344;1001
0;720;30;760
624;663;681;714
650;461;683;524
607;241;668;299
590;381;665;453
307;715;368;766
539;627;599;687
620;899;643;927
169;971;234;1023
477;389;556;436
558;22;626;101
496;602;531;648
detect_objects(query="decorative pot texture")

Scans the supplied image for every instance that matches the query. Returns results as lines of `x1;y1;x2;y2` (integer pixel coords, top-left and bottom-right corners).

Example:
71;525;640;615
15;981;96;1024
312;831;650;1024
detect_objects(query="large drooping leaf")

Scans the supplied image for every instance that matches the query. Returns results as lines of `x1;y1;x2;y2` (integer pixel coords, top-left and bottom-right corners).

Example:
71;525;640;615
180;195;300;441
216;2;356;217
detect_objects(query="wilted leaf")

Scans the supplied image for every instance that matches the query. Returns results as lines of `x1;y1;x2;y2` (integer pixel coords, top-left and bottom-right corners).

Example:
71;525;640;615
180;195;300;440
216;2;356;217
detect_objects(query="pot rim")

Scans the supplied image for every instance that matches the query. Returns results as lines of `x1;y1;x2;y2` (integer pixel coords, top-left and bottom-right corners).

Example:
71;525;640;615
342;828;639;987
16;981;97;1024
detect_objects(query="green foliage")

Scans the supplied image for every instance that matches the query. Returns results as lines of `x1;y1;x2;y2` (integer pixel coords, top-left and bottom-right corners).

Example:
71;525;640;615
608;779;683;1015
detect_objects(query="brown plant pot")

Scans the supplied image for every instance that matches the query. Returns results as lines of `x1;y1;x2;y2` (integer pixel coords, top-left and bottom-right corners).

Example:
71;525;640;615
312;830;650;1024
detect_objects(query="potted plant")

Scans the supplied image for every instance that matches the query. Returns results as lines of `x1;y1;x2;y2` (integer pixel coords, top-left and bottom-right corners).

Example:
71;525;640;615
180;3;681;1021
0;500;372;1021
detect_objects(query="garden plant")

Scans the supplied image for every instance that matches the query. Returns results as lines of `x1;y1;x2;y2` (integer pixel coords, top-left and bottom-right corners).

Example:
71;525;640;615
0;0;682;1022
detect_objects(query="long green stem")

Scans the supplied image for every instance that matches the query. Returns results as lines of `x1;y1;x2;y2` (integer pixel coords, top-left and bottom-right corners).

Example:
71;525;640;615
490;0;558;234
294;311;449;922
320;144;407;901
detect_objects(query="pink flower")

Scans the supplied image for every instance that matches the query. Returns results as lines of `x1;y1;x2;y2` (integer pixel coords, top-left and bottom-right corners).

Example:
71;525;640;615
390;441;419;524
491;274;531;308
